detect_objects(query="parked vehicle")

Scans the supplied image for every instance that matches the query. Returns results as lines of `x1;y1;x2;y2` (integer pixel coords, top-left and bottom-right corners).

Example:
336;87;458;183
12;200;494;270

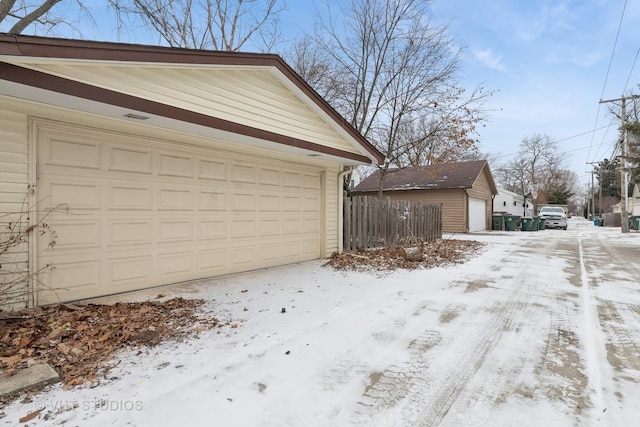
539;206;568;230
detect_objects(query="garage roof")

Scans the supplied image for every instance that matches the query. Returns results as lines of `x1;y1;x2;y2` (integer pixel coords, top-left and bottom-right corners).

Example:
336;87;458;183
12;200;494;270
354;160;498;193
0;34;383;166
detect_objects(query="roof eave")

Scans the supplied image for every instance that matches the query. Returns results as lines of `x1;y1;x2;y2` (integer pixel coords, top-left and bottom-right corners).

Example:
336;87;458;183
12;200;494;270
0;33;384;165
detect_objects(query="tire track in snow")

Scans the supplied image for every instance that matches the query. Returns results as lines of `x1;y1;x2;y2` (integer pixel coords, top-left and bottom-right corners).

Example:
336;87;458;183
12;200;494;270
596;301;640;374
410;291;528;427
536;291;590;415
349;240;542;426
578;236;606;415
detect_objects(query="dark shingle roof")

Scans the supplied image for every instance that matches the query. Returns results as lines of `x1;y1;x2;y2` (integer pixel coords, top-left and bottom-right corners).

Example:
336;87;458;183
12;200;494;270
353;160;496;193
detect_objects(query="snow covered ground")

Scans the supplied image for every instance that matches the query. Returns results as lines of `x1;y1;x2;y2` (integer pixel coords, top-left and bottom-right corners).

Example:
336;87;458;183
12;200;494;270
3;217;640;426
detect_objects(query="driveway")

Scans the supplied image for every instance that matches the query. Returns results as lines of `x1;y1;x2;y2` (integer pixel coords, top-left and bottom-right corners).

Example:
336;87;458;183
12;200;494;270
4;218;640;426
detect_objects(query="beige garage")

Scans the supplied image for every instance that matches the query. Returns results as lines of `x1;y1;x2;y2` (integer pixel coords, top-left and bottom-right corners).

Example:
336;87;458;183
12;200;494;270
0;34;383;306
37;121;324;303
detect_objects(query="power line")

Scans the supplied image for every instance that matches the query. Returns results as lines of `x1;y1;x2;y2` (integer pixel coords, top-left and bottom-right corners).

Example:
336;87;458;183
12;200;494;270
492;124;615;161
586;0;628;165
624;47;640;93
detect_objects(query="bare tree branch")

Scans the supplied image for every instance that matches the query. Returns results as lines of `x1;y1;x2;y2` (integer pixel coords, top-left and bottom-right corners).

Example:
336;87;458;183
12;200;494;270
287;0;492;196
7;0;60;33
109;0;286;51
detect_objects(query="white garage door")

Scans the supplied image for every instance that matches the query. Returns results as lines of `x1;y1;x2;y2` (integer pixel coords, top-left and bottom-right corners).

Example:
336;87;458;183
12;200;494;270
36;124;322;303
468;198;487;232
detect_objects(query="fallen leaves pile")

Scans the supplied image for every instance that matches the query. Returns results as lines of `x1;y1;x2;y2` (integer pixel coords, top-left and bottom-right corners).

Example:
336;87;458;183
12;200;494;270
328;239;485;271
0;297;221;388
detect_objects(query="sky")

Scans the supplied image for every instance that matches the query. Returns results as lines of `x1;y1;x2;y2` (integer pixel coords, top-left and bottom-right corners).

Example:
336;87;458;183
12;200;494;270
3;219;640;426
426;0;640;185
4;0;640;187
280;0;640;187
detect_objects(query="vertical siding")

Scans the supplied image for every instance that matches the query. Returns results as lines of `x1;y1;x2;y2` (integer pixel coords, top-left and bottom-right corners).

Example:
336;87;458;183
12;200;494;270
0;105;30;309
383;189;466;234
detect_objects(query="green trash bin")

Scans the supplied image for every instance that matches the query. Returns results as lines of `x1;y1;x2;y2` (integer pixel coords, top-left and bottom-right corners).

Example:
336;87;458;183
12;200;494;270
521;216;535;231
504;215;518;231
538;216;546;230
531;216;539;232
631;216;640;231
492;214;504;230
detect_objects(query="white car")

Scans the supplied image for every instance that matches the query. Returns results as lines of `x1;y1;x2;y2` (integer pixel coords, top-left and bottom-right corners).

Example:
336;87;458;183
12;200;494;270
539;206;568;230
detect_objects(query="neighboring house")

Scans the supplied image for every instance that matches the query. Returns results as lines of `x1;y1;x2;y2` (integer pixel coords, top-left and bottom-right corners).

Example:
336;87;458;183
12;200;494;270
493;187;534;216
352;160;498;233
0;34;383;305
633;183;640;216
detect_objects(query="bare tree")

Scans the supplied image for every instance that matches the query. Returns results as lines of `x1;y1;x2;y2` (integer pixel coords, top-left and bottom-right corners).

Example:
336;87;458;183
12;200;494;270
108;0;286;51
494;133;579;209
287;0;491;196
0;0;65;33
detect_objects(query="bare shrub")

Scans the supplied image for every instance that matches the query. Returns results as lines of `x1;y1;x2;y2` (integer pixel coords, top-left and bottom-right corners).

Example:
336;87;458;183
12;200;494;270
0;185;66;311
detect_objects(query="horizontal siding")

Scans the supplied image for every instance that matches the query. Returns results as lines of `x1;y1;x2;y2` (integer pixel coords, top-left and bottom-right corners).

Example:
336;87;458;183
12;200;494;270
0;107;30;309
325;166;341;255
382;189;466;234
31;63;361;155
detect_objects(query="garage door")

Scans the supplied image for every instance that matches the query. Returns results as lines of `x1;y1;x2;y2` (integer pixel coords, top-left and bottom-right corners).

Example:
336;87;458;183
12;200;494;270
468;198;487;232
36;124;322;303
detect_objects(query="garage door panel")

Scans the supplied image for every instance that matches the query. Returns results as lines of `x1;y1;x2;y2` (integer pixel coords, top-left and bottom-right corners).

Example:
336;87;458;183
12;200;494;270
158;188;193;210
259;168;280;185
258;242;281;262
47;259;101;295
231;218;256;237
110;256;152;283
110;185;152;209
45;180;101;209
158;153;194;177
108;146;152;174
198;219;227;240
230;244;257;266
37;123;323;303
44;220;101;250
283;171;301;188
198;190;227;211
303;217;319;232
303;197;319;211
283;196;301;211
304;174;320;189
197;248;228;272
302;238;321;256
110;220;152;245
157;251;193;276
157;220;193;243
198;159;227;180
281;240;302;257
259;219;280;236
259;195;280;211
45;137;101;170
231;164;256;183
232;193;256;211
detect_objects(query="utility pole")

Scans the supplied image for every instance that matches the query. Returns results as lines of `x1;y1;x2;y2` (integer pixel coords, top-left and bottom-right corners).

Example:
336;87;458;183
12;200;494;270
599;94;640;233
587;162;598;220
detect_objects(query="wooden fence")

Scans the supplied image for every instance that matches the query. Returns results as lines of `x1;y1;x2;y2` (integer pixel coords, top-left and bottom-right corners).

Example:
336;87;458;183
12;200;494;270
602;212;621;227
343;195;442;251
